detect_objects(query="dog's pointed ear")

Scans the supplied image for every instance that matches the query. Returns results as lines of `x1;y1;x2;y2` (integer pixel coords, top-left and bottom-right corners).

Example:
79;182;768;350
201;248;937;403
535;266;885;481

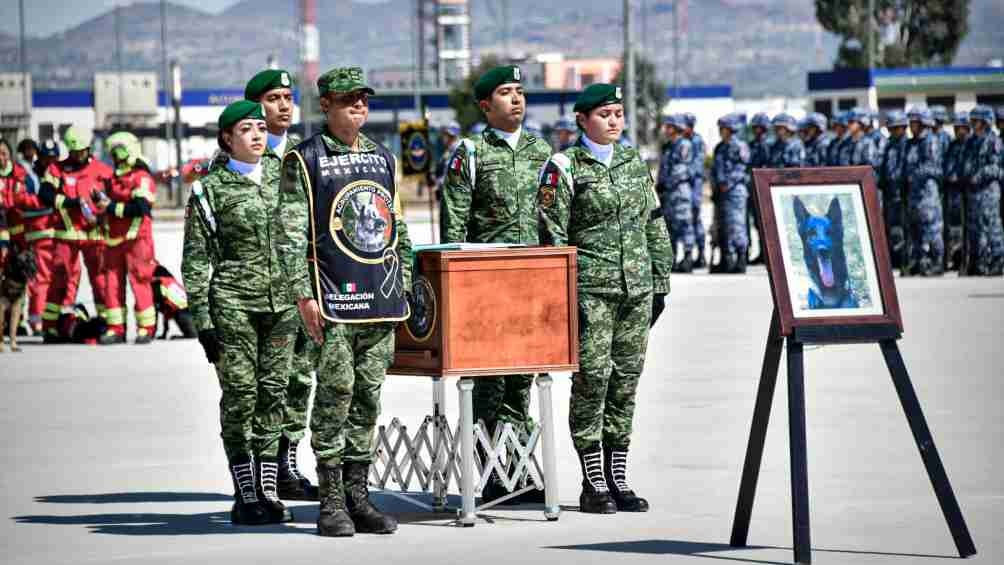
794;196;809;225
827;197;842;225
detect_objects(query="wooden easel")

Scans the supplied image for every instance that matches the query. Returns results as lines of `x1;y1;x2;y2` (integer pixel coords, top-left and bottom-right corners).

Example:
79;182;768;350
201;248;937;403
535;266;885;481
728;309;977;564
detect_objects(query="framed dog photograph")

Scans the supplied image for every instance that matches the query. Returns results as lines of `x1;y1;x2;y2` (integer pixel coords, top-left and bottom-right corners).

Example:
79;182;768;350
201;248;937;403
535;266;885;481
753;166;903;337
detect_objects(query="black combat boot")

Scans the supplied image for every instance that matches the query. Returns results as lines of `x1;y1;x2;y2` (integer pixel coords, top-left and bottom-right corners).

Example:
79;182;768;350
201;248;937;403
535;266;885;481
730;252;748;274
278;436;319;501
694;248;707;269
672;253;694;274
603;447;649;512
175;310;198;338
256;455;294;523
576;446;617;514
228;454;269;525
343;461;397;533
316;463;355;537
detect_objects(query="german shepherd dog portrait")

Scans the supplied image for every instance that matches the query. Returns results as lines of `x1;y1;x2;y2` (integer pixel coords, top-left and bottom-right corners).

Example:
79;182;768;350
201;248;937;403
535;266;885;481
793;196;859;310
0;246;37;352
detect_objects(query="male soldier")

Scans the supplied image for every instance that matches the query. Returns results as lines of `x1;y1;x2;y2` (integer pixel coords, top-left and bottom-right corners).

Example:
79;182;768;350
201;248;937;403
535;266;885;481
827;112;850;166
710;114;751;274
274;66;412;537
768;113;805;168
432;121;462;201
839;109;876;168
657;114;695;272
801;113;832;167
439;65;552;504
930;105;953;166
942;111;970;271
866;110;888;171
961;106;1004;276
243;68;318;501
553;115;578;151
683;112;708;268
747;112;772;264
903;107;944;276
38;127;113;341
878;110;910;269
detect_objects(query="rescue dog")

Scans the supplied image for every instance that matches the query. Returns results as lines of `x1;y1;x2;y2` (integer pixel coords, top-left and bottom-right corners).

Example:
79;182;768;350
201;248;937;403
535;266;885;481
793;196;859;309
350;193;388;252
0;247;36;352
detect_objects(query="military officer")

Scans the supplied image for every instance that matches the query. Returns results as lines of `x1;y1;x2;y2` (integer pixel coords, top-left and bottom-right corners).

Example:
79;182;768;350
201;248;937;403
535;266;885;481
683;113;708;268
866;110;888;170
657;114;695;272
962;106;1004;276
801;113;832;167
768;113;805;168
942;111;970;271
746;112;772;264
903;107;945;276
182;100;297;526
878;110;910;269
930;105;953;166
537;83;673;514
839;109;876;167
274;66;412;537
710;114;751;274
439;65;552;505
827;112;850;166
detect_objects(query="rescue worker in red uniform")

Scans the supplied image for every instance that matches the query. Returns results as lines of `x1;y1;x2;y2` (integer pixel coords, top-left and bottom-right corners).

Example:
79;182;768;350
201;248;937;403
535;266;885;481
6;139;58;334
152;262;197;339
38;127;112;341
95;132;157;344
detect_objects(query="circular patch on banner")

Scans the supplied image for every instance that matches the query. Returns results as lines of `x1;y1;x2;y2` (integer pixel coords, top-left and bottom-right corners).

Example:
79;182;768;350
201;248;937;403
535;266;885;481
330;179;396;263
404;275;437;342
405;131;430;172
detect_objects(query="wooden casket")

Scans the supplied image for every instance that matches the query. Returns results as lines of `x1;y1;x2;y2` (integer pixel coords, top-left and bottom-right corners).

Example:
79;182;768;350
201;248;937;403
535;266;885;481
391;246;579;377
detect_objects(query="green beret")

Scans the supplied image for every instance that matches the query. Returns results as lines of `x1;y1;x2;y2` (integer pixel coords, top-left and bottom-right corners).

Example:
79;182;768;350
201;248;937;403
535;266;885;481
573;83;623;114
474;65;522;101
317;66;375;96
218;100;265;130
244;69;294;101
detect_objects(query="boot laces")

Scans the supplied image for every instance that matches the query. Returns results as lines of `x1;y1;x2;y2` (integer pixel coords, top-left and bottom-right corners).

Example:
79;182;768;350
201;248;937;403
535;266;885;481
583;451;608;492
285;441;304;480
610;450;631;492
231;460;259;503
260;461;280;502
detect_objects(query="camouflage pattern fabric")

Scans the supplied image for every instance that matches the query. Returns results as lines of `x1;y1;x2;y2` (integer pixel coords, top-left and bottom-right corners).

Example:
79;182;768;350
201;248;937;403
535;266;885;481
768;136;805;168
712;137;751;255
838;135;876;167
962;131;1004;274
943;133;969;266
689;132;707;253
657;136;695;254
310;322;396;465
440;127;551;436
879;134;910;267
827;134;850;166
868;129;888;169
904;130;945;270
804;132;833;168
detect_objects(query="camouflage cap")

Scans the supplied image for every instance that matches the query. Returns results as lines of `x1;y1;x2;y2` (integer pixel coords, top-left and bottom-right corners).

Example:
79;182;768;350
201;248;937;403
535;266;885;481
573;83;623;114
474;65;522;101
771;112;798;132
885;110;908;129
317;66;375;96
969;105;995;126
244;69;294;101
218;100;265;130
63;126;93;152
952;111;970;127
750;112;771;128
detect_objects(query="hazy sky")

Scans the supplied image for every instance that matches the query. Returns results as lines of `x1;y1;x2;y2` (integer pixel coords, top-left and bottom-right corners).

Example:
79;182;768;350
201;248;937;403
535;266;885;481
0;1;242;38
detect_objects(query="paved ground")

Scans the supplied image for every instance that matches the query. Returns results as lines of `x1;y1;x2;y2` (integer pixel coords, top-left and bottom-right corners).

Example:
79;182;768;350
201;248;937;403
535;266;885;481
1;220;1002;565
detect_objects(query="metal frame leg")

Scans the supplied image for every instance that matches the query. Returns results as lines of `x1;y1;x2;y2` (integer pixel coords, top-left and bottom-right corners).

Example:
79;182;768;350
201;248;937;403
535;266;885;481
458;377;476;526
787;339;812;565
432;376;447;511
536;374;560;521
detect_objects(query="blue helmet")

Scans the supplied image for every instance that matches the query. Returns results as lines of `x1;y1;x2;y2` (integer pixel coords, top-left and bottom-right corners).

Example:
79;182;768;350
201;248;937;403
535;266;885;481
440;120;461;137
750;112;771;128
683;112;697;128
996;107;1004;123
771;112;798;132
39;138;60;158
885;110;908;128
969;105;996;127
833;111;849;127
929;105;949;124
554;115;576;132
952;111;970;127
717;113;739;132
524;119;543;137
846;107;870;125
907;106;935;127
797;116;812;131
663;113;688;131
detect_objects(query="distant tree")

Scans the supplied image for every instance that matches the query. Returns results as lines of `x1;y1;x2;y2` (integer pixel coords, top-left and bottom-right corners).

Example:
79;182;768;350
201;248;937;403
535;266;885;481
447;57;500;133
613;52;666;147
815;0;969;69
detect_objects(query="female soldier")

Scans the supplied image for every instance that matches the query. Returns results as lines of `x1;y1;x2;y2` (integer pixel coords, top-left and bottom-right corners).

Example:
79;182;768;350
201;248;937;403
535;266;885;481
181;100;297;525
537;83;673;514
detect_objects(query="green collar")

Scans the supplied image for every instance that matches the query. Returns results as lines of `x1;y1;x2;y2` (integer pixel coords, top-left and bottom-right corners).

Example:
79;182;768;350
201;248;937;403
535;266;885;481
322;128;376;153
0;161;12;177
483;127;538;154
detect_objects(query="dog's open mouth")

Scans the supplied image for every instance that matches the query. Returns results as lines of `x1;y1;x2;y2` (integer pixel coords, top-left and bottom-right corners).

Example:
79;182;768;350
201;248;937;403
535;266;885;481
817;250;835;288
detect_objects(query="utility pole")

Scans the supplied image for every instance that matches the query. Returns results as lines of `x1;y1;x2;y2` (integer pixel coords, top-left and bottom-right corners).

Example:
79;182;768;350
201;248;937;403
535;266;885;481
866;0;875;69
160;0;175;200
171;61;184;207
624;0;636;146
18;0;29;140
672;0;678;94
300;0;319;138
413;0;423;120
115;3;124;123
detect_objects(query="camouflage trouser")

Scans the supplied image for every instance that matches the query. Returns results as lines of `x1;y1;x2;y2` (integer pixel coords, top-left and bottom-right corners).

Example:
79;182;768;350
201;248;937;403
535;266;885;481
721;184;749;255
569;291;651;452
908;179;944;269
746;186;759;252
944;186;964;264
692;177;706;253
473;375;535;437
311;322;395;466
883;184;906;266
213;306;297;459
283;328;319;443
966;182;1004;275
665;181;695;254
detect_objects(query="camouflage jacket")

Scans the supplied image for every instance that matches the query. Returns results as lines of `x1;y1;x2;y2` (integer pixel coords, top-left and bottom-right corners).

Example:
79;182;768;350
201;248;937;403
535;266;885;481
712;137;750;190
943;135;970;185
181;158;291;332
273;130;412;303
963;131;1002;189
905;130;942;188
689;132;706;179
537;141;673;297
839;134;876;168
868;130;888;169
879;135;910;191
935;129;952;169
804;133;833;168
827;134;850;166
749;135;773;169
440;128;551;244
657;136;693;194
768;136;805;168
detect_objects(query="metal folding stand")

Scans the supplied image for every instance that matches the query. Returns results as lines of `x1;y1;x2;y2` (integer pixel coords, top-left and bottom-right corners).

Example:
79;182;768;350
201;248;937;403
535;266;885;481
729;309;977;564
371;375;560;526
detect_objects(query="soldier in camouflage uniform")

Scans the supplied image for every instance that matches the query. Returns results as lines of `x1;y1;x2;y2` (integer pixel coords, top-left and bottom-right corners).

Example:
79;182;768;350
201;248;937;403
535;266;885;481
930;105;953;167
827;112;850;166
903;107;945;276
537;83;672;515
942;111;970;271
801;113;832;167
274;67;412;537
838;109;876;168
683;113;708;268
961;106;1004;276
710;114;751;274
747;113;772;264
657;114;695;272
182;100;296;526
242;69;318;502
867;110;888;171
439;65;552;505
878;110;910;270
768;113;805;168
